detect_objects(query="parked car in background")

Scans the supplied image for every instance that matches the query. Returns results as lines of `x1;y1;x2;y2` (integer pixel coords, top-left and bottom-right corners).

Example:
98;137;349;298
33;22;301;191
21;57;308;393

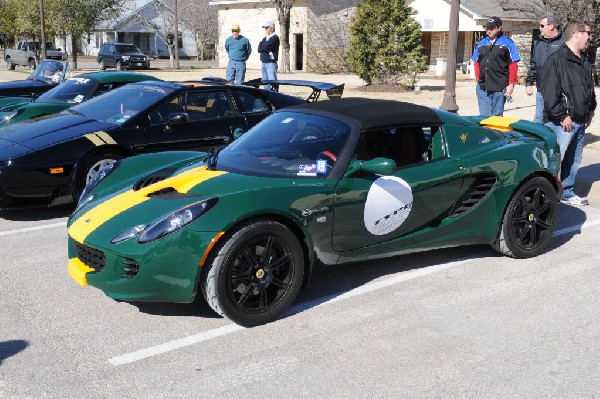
0;71;160;126
65;98;562;327
97;43;150;71
4;40;67;70
0;60;70;98
0;78;341;209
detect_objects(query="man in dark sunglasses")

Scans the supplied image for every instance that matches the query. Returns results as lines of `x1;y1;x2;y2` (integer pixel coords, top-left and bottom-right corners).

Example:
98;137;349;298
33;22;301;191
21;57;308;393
525;12;565;123
541;20;596;206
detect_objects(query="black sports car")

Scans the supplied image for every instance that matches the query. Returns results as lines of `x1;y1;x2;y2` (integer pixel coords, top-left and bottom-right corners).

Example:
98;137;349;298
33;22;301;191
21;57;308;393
0;59;70;98
0;79;340;209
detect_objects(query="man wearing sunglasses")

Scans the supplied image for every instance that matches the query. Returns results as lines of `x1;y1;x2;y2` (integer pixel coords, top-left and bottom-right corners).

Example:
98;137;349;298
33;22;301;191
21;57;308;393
471;16;521;116
225;24;252;84
541;20;596;206
525;12;565;123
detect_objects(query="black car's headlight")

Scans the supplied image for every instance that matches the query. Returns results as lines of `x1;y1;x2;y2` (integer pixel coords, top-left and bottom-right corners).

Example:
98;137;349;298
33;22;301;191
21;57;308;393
78;160;121;203
0;110;21;125
111;198;219;245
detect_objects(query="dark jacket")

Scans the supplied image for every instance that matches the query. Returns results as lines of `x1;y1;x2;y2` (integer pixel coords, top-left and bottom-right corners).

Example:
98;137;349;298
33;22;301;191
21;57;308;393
525;30;565;89
471;33;521;92
258;34;280;63
541;44;597;123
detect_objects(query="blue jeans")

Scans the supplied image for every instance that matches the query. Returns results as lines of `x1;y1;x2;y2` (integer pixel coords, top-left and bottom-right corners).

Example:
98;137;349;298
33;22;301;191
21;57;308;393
476;85;506;116
544;120;586;199
534;91;544;123
226;60;246;84
261;62;278;90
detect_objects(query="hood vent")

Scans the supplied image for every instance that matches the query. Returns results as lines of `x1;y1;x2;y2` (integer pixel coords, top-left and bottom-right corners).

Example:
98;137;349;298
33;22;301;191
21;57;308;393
133;167;177;191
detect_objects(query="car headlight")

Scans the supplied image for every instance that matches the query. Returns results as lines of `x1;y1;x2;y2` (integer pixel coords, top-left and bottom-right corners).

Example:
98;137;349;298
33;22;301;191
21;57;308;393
122;56;130;61
0;110;20;125
78;160;121;203
135;198;219;244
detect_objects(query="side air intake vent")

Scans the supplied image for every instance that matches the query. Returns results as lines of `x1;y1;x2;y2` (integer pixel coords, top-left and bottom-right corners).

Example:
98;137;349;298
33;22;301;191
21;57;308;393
449;174;497;218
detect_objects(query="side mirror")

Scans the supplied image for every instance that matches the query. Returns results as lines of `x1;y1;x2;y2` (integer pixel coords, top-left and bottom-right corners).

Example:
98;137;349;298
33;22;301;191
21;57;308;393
233;127;244;139
345;157;396;178
167;112;188;125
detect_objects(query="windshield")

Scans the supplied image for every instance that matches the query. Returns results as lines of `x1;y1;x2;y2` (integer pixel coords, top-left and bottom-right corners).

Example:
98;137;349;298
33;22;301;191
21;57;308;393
116;44;142;53
29;60;67;84
217;111;352;178
68;83;173;125
37;76;98;104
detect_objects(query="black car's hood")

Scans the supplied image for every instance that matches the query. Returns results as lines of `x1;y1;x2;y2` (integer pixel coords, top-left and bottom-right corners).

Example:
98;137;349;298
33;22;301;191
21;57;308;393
0;137;32;159
0;113;118;151
0;78;52;97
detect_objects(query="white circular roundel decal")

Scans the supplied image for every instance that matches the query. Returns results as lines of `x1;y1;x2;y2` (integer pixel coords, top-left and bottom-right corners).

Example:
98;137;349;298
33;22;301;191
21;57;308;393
364;176;413;235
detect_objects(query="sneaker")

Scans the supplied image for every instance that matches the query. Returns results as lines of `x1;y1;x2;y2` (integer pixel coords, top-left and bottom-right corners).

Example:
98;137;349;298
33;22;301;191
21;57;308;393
561;195;589;206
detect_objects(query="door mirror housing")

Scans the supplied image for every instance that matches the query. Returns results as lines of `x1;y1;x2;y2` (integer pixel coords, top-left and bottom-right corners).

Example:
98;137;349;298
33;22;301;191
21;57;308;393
345;157;396;177
233;127;244;139
167;112;189;125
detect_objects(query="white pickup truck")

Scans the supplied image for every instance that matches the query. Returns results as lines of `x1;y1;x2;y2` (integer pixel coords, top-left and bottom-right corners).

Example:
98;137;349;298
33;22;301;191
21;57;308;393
4;41;68;70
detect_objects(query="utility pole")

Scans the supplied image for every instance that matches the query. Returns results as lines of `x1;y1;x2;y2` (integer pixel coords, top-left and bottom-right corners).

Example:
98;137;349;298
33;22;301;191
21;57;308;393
440;0;460;113
174;0;180;69
39;0;47;59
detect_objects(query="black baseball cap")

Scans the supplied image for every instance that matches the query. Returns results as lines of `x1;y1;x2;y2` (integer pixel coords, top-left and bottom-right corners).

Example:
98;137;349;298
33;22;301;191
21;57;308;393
484;16;502;29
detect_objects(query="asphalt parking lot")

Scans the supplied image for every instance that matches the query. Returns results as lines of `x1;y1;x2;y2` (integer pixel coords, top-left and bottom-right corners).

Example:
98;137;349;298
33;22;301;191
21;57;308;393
1;66;600;397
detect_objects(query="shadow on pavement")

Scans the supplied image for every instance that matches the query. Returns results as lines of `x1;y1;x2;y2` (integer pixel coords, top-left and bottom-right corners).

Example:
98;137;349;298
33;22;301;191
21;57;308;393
0;205;73;221
0;340;29;365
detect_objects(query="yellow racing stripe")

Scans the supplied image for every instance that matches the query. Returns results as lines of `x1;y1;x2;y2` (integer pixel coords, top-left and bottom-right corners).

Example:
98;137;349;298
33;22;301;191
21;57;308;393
95;131;118;145
68;166;227;243
480;116;520;128
84;133;105;146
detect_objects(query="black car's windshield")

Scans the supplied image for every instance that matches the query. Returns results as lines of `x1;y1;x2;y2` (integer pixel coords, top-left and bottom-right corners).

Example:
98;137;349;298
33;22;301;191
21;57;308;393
218;111;352;178
116;45;142;53
37;76;98;104
69;83;174;125
28;60;66;84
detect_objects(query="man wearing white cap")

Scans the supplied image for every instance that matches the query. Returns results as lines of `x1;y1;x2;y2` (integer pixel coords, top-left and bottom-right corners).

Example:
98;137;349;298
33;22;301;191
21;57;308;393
257;20;280;90
225;24;252;84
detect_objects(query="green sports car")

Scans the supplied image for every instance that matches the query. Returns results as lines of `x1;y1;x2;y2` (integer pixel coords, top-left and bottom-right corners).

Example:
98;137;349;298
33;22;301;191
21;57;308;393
67;98;562;327
0;71;159;126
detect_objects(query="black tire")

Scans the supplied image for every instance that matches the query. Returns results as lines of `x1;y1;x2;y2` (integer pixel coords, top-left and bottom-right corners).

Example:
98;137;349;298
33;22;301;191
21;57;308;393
491;177;558;258
99;59;106;70
202;220;304;327
29;59;36;71
116;60;123;71
6;57;15;70
74;150;122;199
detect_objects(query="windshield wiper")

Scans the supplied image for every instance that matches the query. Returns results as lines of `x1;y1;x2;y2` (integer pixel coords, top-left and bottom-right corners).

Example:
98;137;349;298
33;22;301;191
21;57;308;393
206;146;225;170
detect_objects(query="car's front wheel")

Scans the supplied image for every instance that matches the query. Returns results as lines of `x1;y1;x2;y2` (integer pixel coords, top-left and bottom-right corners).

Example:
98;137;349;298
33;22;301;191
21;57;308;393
98;59;106;70
491;177;558;258
116;60;123;71
6;57;15;70
202;220;304;327
74;151;122;199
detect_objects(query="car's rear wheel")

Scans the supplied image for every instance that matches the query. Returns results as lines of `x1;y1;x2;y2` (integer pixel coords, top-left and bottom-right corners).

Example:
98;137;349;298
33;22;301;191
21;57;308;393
491;177;558;258
98;59;106;70
6;57;15;70
74;150;122;199
116;61;123;71
29;59;36;71
202;220;304;327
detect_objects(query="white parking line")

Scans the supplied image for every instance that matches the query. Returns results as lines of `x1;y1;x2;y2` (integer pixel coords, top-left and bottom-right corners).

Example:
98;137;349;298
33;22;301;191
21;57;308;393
0;222;66;236
107;218;600;366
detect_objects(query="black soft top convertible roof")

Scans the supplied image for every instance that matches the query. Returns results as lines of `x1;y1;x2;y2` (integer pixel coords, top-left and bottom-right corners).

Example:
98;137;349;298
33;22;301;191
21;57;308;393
288;97;443;130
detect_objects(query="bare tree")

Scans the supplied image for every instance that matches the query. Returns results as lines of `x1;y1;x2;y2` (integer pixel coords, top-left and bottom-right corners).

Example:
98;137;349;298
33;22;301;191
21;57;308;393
273;0;293;73
178;0;217;61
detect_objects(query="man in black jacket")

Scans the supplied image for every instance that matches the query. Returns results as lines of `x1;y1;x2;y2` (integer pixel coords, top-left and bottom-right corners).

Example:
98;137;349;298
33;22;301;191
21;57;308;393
525;12;564;123
258;20;280;91
541;20;596;206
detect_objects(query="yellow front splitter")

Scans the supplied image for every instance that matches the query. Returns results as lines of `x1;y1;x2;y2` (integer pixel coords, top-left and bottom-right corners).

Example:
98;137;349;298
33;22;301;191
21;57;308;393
68;258;95;286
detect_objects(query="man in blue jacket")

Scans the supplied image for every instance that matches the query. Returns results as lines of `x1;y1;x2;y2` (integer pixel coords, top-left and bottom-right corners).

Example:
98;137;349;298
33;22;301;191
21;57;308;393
541;20;596;206
225;24;252;84
525;12;565;123
258;20;280;91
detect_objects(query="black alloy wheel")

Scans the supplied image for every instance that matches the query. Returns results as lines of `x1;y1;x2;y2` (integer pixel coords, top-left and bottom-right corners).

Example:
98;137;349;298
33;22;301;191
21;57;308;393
492;177;558;258
202;220;304;327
